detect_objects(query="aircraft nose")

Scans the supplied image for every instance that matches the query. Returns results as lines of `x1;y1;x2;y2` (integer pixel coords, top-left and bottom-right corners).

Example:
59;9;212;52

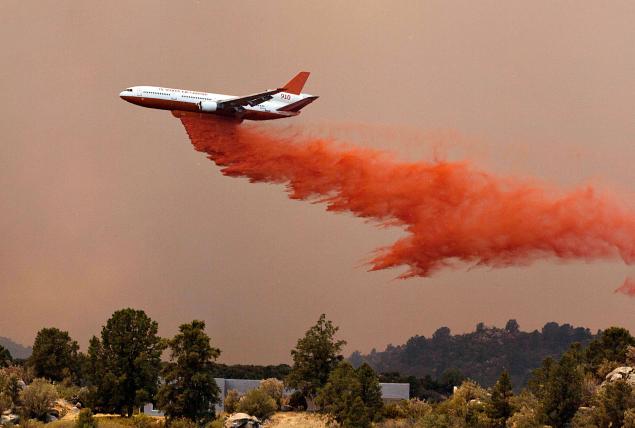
119;90;127;98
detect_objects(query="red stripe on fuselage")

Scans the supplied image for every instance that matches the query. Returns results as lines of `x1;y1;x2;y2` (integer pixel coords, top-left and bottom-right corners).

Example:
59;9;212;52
121;96;294;121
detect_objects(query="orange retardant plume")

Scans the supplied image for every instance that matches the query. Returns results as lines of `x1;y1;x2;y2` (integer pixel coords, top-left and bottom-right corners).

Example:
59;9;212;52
615;278;635;297
174;112;635;278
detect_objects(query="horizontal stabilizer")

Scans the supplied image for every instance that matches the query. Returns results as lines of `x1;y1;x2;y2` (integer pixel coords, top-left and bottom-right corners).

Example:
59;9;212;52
278;96;319;112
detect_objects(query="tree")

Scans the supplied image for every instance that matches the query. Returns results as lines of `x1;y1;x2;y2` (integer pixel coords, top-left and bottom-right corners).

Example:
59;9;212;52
259;378;284;408
596;379;635;428
528;357;556;398
88;308;165;416
19;378;58;421
488;371;513;426
540;351;583;427
157;320;220;425
223;389;240;414
29;327;79;382
0;345;12;368
75;408;98;428
236;388;277;420
0;369;18;415
316;361;366;427
624;408;635;428
343;396;370;428
355;363;383;422
505;319;520;334
586;327;635;370
0;368;21;412
286;314;346;399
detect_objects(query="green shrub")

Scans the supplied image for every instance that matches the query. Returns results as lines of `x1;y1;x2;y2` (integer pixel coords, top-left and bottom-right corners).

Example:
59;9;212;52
205;417;225;428
132;413;154;428
382;399;431;421
259;378;284;408
288;391;307;410
624;408;635;428
0;368;21;413
56;380;81;402
168;418;196;428
20;378;59;421
571;407;598;428
237;389;277;420
76;409;98;428
20;419;46;428
48;421;76;428
223;389;240;414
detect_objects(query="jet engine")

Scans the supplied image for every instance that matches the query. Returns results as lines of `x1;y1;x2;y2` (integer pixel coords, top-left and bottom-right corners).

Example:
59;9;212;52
198;101;218;112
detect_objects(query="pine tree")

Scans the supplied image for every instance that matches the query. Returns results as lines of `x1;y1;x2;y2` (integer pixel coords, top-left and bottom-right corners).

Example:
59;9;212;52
75;408;98;428
343;396;370;428
157;320;221;425
541;351;583;427
0;346;12;368
488;371;513;426
286;314;346;399
356;363;383;422
597;379;635;427
316;361;363;425
29;327;79;382
88;308;165;416
586;327;635;370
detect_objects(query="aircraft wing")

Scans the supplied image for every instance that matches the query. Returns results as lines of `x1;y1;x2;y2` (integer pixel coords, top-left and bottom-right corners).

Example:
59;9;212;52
218;88;285;110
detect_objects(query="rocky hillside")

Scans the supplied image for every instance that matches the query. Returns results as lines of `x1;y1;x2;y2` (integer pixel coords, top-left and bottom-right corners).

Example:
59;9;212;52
350;320;595;389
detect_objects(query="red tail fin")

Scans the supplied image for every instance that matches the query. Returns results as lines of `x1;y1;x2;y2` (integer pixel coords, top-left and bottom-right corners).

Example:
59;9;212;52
283;71;310;95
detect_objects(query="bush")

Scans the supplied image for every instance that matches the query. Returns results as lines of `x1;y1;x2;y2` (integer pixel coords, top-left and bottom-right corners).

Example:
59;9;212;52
20;378;59;421
223;389;240;414
205;417;225;428
570;407;598;428
0;368;21;413
595;379;635;428
259;378;284;408
624;408;635;428
384;399;431;421
76;386;97;409
168;418;196;428
76;409;98;428
288;391;307;411
20;419;46;428
132;414;154;428
237;389;277;420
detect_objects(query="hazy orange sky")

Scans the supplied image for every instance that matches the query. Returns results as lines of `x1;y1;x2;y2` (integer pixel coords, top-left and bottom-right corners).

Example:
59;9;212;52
1;1;635;364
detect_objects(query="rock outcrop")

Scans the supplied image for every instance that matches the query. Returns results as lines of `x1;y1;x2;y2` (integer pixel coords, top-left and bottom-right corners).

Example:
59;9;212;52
604;366;635;386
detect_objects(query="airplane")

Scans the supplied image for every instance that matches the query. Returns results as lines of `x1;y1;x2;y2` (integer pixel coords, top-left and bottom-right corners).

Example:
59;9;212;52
119;71;317;122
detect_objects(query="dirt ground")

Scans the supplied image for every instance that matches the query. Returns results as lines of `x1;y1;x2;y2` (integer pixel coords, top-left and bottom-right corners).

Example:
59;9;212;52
263;412;330;428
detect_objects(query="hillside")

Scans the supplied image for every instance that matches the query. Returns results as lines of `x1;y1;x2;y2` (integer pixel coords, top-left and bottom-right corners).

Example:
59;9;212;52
349;320;594;389
0;336;32;360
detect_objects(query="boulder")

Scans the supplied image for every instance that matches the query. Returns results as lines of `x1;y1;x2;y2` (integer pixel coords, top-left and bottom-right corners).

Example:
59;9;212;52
604;366;635;386
1;414;20;425
225;412;260;428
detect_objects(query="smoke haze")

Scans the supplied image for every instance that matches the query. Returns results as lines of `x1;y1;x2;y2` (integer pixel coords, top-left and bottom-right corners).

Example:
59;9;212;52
2;2;635;364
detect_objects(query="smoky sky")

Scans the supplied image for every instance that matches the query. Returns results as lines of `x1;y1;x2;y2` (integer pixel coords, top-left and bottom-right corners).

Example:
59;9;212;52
1;1;635;363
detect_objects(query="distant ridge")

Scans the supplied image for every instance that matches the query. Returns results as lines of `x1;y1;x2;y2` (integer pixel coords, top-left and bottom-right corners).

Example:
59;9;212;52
0;336;32;360
349;320;595;389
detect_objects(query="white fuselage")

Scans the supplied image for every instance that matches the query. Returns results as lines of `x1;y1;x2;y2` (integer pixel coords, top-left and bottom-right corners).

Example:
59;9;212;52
119;85;318;121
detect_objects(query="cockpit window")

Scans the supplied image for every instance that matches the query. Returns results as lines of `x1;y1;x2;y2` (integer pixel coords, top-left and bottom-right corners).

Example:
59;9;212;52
125;88;133;92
